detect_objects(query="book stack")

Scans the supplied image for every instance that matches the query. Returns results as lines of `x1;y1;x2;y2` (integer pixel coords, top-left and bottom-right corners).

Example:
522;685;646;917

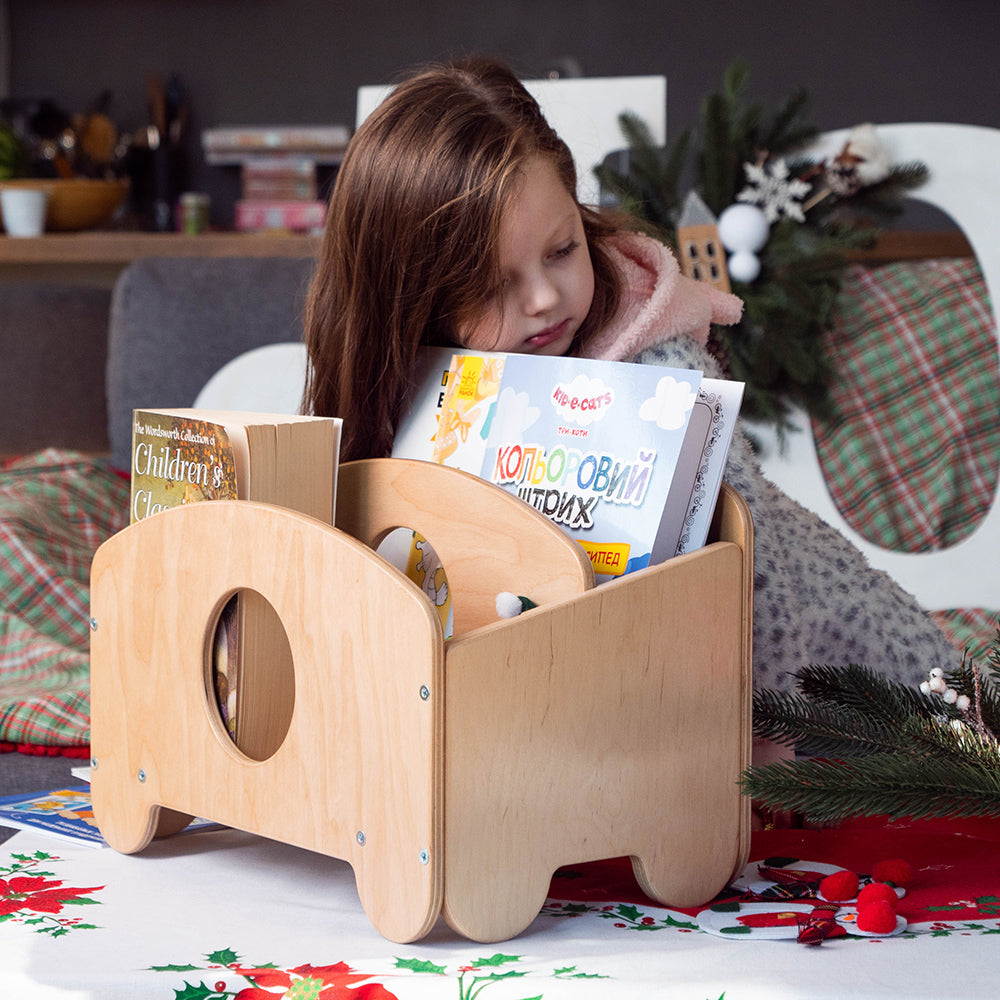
202;124;350;233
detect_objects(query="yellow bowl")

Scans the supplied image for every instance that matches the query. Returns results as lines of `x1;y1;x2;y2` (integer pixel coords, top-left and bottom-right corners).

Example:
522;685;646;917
0;178;129;232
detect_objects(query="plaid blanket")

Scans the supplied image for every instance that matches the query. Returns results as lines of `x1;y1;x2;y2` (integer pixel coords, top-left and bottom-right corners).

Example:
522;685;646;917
0;450;128;749
814;258;997;553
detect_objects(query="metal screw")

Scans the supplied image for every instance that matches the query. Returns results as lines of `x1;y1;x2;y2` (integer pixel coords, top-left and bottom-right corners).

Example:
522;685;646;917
419;685;430;701
137;769;146;783
90;757;98;770
356;830;366;846
418;849;430;865
89;617;98;631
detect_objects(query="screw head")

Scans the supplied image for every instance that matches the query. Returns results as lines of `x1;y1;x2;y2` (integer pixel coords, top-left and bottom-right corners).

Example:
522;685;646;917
90;757;98;769
137;768;146;783
418;849;430;865
89;617;98;631
419;684;430;701
356;830;366;846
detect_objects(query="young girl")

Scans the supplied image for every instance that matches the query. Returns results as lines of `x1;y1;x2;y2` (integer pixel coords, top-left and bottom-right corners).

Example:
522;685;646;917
303;56;959;694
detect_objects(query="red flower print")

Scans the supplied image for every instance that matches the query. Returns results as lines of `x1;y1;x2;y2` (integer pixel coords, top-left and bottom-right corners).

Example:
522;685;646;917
0;875;103;917
230;961;399;999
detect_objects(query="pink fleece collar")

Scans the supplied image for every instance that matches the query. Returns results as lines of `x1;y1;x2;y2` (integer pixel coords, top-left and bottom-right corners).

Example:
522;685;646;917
580;232;743;362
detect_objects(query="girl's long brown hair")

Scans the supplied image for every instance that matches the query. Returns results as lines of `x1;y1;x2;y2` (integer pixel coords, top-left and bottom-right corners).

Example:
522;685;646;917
303;57;624;462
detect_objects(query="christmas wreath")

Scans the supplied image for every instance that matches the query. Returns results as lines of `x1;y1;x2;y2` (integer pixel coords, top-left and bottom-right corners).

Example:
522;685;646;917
595;61;929;438
741;625;1000;822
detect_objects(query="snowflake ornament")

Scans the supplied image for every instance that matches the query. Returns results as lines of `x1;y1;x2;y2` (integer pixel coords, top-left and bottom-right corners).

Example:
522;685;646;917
737;157;812;223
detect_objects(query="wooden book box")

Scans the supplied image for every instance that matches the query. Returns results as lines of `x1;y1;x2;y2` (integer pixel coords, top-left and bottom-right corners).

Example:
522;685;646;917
90;458;753;943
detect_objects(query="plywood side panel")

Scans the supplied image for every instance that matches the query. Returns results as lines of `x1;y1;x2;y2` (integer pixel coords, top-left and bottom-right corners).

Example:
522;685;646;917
90;500;443;944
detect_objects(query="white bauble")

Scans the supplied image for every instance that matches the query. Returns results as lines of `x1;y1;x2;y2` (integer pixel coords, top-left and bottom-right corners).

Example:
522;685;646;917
718;203;770;253
727;249;761;283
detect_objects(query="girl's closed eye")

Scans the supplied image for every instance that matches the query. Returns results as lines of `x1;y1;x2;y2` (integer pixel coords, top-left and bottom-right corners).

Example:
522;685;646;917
550;240;580;262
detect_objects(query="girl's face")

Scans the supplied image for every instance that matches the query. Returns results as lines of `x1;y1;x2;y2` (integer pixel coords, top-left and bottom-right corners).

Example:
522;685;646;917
456;155;595;356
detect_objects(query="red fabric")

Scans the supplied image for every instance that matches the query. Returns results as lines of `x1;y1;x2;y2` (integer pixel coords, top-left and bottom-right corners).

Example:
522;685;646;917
548;815;1000;926
0;741;90;758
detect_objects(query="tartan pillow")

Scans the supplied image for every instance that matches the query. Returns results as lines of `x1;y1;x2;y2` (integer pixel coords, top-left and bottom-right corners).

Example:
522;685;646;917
813;257;998;553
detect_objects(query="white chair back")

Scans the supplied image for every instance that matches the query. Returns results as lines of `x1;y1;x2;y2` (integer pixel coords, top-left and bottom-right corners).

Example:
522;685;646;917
751;123;1000;610
194;342;307;414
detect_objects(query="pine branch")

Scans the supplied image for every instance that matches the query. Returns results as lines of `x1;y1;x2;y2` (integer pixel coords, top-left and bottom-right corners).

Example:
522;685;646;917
742;754;1000;822
793;663;941;723
760;87;816;155
752;689;914;757
948;655;1000;738
698;90;738;214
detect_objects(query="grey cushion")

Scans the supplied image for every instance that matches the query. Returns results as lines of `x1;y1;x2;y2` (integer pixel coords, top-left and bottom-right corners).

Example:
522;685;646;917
106;256;315;471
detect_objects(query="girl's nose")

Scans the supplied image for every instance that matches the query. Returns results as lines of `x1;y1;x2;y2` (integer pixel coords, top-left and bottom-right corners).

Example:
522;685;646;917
523;270;559;315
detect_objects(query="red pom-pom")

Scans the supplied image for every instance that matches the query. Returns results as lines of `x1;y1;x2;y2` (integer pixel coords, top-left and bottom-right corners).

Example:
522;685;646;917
819;870;860;901
872;858;913;887
856;899;898;934
857;882;898;909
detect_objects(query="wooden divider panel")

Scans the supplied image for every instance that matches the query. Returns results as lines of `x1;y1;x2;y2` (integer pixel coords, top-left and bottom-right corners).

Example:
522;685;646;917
336;459;595;636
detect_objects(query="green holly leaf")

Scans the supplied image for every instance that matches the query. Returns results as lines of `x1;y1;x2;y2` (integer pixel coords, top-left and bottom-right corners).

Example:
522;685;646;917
394;957;447;974
478;971;526;982
149;964;203;973
615;904;644;922
720;925;753;935
71;923;100;931
556;902;592;915
173;982;217;1000
61;896;101;905
554;967;609;979
205;948;241;966
663;915;700;931
472;954;522;968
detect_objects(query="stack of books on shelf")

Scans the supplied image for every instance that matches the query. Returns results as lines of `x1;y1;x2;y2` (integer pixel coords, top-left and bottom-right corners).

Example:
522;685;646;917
202;124;350;233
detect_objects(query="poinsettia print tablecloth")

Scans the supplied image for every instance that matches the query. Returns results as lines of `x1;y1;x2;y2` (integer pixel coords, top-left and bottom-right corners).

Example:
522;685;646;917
1;819;998;999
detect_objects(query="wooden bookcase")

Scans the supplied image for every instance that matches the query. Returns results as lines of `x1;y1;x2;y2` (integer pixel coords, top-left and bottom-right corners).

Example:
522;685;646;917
89;458;754;944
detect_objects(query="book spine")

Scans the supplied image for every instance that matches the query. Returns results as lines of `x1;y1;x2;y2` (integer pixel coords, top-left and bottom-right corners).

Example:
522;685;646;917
202;125;349;165
234;200;328;232
202;124;350;149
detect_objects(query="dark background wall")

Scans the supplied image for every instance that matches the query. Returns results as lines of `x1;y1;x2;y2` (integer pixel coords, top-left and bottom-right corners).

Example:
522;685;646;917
6;0;997;226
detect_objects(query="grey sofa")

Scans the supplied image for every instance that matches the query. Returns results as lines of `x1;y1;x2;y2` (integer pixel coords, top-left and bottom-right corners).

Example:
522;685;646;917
1;255;316;466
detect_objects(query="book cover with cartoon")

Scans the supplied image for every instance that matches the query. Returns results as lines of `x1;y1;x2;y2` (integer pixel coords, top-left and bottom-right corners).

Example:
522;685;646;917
473;353;702;580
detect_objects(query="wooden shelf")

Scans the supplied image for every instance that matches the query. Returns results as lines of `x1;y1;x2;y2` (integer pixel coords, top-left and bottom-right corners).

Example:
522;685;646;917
0;231;321;265
848;229;973;262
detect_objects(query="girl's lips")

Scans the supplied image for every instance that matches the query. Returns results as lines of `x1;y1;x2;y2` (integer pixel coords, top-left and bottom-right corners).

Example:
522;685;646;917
525;319;570;349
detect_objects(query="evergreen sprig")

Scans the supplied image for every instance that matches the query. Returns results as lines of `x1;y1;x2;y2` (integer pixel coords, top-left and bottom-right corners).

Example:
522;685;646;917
742;752;1000;822
742;630;1000;822
594;60;927;438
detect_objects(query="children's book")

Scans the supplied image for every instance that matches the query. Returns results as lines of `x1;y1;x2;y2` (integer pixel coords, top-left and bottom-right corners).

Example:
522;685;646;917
129;408;342;758
0;786;219;848
394;348;743;586
654;377;745;559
